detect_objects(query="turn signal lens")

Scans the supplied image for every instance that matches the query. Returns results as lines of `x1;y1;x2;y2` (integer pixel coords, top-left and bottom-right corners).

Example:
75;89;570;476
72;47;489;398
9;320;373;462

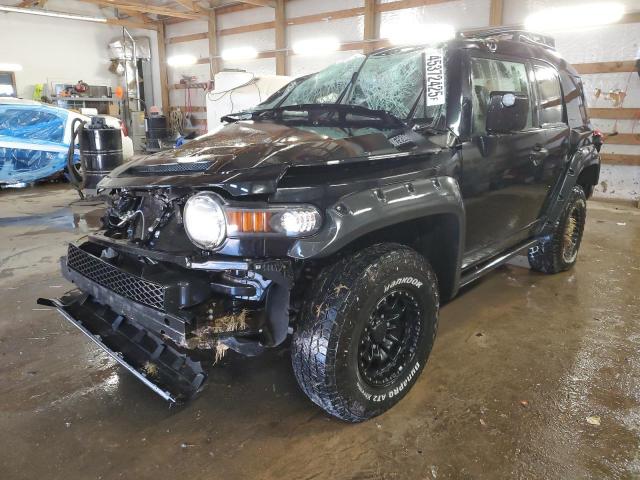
227;210;272;234
225;206;321;238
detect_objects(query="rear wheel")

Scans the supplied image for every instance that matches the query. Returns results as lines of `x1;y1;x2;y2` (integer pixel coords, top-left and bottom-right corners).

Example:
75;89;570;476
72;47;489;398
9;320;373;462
291;244;439;422
528;185;587;273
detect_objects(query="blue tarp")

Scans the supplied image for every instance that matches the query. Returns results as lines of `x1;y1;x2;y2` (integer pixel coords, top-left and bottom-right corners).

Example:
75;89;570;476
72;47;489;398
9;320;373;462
0;103;79;185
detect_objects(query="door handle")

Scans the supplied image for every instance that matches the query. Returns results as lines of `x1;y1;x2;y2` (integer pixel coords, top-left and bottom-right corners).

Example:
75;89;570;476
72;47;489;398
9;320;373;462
529;147;548;166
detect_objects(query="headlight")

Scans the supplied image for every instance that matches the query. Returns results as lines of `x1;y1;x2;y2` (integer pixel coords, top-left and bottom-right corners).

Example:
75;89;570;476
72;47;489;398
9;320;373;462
183;192;226;249
183;193;322;250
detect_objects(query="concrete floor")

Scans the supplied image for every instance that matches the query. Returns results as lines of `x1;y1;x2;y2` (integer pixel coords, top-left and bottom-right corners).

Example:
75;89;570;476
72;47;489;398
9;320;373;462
0;184;639;480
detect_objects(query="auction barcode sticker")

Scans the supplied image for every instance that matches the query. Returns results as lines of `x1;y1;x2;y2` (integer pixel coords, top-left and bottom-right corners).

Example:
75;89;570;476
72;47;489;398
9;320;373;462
425;49;445;106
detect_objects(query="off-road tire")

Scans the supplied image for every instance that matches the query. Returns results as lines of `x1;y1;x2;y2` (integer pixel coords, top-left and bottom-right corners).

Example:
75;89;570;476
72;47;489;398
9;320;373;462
528;185;587;273
291;243;439;422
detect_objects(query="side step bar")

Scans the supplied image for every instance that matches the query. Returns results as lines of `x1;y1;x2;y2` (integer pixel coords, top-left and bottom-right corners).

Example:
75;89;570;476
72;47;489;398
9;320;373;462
37;291;207;404
460;238;539;288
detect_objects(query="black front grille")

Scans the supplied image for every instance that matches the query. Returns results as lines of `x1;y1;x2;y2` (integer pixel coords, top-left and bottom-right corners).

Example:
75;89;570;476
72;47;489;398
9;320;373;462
66;244;166;311
127;162;211;175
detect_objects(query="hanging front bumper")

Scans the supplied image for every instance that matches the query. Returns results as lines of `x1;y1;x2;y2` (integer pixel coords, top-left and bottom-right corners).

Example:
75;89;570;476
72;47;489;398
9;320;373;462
37;291;207;403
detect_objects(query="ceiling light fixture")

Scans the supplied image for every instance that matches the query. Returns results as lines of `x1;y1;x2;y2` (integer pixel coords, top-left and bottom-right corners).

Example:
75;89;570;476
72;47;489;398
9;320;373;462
524;2;625;32
0;5;107;23
388;23;455;46
292;37;341;56
167;54;198;67
221;47;259;61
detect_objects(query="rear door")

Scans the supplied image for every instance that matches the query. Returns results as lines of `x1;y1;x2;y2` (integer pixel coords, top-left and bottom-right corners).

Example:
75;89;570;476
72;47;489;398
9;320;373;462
531;62;571;211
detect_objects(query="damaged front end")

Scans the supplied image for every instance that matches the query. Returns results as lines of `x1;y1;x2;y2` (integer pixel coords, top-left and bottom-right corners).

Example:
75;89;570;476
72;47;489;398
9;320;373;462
39;186;295;403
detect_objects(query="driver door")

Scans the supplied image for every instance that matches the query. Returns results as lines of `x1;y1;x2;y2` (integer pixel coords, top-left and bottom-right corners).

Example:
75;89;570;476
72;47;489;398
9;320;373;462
460;55;550;268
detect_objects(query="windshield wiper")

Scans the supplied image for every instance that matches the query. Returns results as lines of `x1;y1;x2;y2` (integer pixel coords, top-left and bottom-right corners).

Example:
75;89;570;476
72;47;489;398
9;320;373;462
249;104;406;129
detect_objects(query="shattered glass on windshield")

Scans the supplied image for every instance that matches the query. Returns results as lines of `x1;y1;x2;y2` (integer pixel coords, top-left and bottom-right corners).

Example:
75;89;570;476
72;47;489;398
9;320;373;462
281;55;364;106
346;50;423;119
254;47;446;124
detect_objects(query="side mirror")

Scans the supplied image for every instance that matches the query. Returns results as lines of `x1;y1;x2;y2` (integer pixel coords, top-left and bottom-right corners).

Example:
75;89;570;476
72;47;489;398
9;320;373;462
486;91;529;133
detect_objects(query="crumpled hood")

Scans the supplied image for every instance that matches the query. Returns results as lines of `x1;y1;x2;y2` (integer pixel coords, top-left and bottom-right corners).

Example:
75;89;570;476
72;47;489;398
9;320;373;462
101;120;435;194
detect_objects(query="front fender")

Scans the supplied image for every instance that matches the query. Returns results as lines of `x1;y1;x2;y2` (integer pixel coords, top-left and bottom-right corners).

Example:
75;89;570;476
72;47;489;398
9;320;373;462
289;176;465;292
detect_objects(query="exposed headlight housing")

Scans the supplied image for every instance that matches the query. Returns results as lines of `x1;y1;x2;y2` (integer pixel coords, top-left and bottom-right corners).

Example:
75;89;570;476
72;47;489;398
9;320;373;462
183;192;227;250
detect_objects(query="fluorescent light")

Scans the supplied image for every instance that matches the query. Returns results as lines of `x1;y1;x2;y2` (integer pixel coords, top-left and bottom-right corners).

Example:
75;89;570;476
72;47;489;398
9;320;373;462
292;37;340;56
221;47;258;61
389;23;455;46
0;5;107;23
525;2;625;32
167;54;198;67
0;63;23;72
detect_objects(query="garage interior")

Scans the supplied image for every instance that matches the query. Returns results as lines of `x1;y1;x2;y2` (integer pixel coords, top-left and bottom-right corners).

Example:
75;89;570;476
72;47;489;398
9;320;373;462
0;0;639;478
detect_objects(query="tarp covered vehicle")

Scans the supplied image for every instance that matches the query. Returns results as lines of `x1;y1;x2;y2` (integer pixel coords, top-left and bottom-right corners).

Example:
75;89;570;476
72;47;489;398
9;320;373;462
0;98;133;187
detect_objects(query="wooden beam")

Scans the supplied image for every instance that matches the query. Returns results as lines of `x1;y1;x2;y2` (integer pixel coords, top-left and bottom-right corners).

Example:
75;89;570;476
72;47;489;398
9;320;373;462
208;10;220;77
173;0;199;11
589;108;640;120
116;7;154;24
221;20;275;36
275;0;286;75
573;61;637;74
489;0;503;26
603;133;640;145
237;0;276;7
157;22;171;113
363;0;377;54
377;0;454;13
167;32;209;44
169;0;458;36
106;17;158;30
77;0;206;19
600;154;640;166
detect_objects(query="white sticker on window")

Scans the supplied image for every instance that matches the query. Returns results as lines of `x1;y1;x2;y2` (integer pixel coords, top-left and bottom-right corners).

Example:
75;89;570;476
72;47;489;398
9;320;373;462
425;49;445;106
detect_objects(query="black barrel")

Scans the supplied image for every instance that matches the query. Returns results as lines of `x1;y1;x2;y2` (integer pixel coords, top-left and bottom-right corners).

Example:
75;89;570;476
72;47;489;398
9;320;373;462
79;116;123;193
145;115;168;152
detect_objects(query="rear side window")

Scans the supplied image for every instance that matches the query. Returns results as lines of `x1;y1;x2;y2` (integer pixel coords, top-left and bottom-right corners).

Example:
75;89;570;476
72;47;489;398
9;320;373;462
560;73;589;127
533;65;564;125
470;57;533;134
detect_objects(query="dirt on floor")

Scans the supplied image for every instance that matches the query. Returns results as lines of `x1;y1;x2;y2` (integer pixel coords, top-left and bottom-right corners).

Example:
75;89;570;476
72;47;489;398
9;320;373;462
0;184;638;480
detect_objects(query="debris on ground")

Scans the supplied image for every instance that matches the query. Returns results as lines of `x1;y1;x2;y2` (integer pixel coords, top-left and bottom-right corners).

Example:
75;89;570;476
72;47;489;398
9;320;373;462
586;415;601;426
520;400;529;407
142;361;159;379
214;342;229;365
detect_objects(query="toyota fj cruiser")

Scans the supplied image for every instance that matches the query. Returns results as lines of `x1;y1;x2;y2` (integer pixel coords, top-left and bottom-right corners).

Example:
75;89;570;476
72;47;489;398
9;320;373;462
40;28;602;422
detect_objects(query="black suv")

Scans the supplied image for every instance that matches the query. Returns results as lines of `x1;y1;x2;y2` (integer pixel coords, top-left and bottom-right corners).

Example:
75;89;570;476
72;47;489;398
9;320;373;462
41;29;601;422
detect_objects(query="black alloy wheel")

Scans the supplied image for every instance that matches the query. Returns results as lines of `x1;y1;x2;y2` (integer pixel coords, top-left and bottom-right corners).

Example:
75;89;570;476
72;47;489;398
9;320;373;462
358;289;422;388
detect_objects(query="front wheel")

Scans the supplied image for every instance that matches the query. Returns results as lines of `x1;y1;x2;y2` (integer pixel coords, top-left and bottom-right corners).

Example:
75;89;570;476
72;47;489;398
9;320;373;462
291;244;439;422
529;185;587;273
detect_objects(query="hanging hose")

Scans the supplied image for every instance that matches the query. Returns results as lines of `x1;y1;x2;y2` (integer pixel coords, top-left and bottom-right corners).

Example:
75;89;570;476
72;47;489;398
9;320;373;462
66;117;86;199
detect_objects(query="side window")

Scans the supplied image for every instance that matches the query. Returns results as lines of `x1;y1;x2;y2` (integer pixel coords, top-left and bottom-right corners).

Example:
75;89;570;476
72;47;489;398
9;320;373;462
534;65;564;125
576;77;589;125
470;57;533;135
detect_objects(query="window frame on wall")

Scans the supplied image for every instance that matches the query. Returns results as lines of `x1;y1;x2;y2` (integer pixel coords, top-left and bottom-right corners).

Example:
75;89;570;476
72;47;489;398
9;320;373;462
467;53;536;136
0;71;17;97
